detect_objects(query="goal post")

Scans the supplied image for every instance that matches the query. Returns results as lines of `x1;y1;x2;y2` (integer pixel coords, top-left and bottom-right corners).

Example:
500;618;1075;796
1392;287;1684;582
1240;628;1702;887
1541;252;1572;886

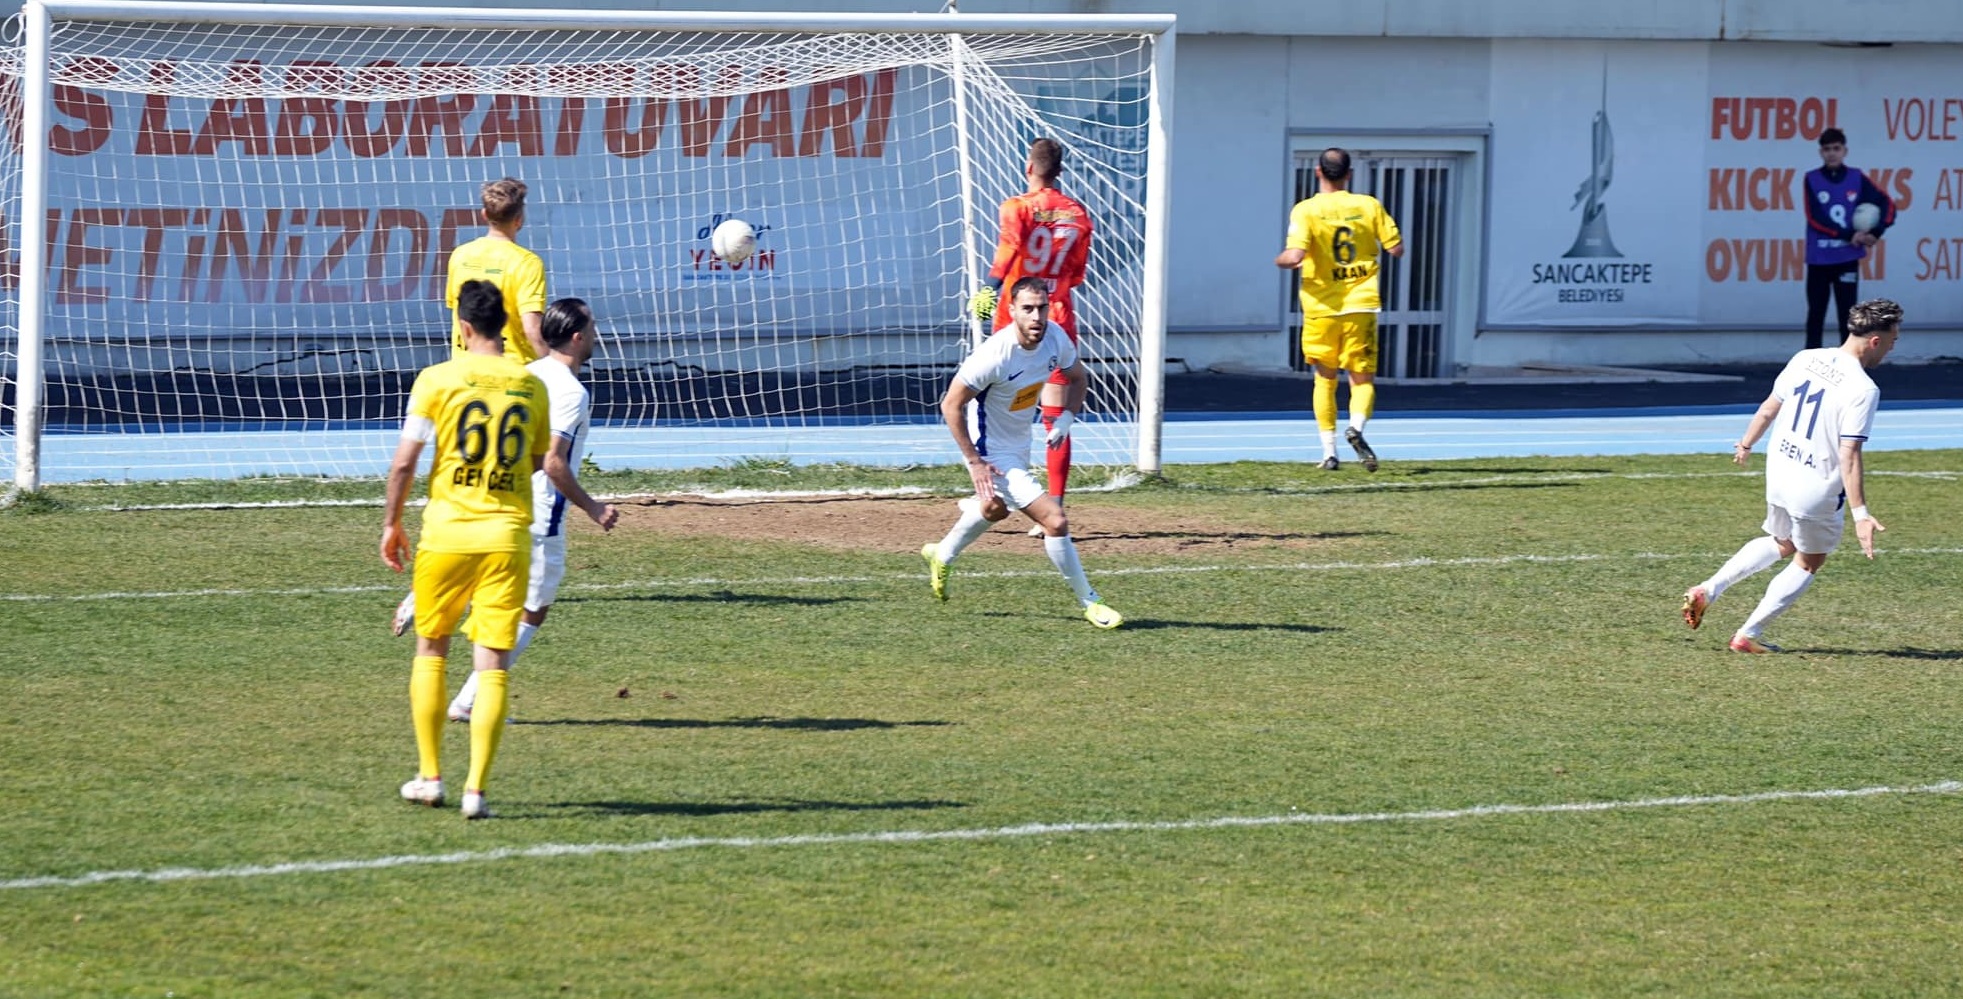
2;1;1174;490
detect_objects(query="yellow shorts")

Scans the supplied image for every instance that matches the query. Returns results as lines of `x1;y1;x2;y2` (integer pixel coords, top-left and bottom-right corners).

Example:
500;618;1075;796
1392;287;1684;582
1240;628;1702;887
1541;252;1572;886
412;549;529;650
1300;314;1379;374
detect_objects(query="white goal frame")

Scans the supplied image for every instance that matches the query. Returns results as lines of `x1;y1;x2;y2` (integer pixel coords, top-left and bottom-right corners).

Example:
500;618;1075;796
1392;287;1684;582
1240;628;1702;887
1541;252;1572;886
5;0;1173;490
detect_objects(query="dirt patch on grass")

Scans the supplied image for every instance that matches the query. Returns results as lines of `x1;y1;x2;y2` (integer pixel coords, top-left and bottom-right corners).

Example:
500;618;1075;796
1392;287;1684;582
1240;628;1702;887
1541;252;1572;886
611;494;1341;557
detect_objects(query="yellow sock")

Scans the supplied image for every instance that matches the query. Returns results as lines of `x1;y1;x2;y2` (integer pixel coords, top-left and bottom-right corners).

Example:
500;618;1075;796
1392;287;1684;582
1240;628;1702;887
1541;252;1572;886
410;655;446;780
465;668;510;794
1349;380;1376;428
1313;374;1339;432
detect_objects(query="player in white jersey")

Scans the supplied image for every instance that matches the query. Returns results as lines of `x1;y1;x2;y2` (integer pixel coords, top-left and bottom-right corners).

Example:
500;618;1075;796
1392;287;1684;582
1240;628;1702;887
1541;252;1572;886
449;298;621;719
1681;298;1901;653
920;277;1123;628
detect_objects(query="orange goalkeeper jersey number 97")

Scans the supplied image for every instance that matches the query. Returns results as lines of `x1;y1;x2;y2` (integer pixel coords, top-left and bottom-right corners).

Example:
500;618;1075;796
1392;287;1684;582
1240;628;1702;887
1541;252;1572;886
990;188;1093;338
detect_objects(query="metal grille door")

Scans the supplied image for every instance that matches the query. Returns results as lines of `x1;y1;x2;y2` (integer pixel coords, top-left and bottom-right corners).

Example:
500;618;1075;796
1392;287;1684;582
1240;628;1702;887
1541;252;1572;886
1286;152;1458;378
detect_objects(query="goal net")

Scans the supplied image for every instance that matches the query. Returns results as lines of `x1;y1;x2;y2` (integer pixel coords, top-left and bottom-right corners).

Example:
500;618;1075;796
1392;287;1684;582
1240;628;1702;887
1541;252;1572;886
0;3;1171;489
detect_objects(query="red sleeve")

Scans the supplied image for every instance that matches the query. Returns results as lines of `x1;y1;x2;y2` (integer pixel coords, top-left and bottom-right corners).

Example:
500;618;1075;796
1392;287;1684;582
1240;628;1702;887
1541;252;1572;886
989;197;1025;282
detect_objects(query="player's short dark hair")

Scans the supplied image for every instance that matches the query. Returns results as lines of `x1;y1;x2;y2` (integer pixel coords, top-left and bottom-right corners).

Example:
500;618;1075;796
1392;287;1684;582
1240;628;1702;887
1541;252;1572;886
457;279;508;341
541;297;593;350
1317;147;1352;181
1028;138;1064;182
1846;298;1902;338
1819;127;1847;147
1008;276;1051;303
481;177;527;225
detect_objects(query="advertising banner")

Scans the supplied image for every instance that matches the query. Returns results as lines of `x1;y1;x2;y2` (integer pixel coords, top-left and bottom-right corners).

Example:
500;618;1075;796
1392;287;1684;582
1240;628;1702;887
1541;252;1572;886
1488;40;1963;328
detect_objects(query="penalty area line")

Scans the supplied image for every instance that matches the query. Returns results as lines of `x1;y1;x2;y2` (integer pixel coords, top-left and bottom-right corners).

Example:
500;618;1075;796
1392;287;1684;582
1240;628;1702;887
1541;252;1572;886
2;780;1956;892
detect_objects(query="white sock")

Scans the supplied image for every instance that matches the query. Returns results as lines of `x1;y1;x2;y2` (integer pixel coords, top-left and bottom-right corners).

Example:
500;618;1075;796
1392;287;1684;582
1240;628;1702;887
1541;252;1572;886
1702;535;1783;600
936;507;994;563
1738;560;1816;638
1349;413;1369;433
1319;429;1338;460
452;622;535;713
1043;535;1100;606
510;621;540;663
451;670;480;713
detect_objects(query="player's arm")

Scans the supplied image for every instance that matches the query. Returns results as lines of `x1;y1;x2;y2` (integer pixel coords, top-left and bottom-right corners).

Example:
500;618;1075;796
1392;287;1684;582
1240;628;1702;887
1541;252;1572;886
381;434;425;572
1379;204;1406;258
516;254;550;360
1732;391;1785;466
543;435;618;532
1276;201;1310;268
940;376;1000;501
521;311;547;363
987;199;1025;286
1838;437;1884;558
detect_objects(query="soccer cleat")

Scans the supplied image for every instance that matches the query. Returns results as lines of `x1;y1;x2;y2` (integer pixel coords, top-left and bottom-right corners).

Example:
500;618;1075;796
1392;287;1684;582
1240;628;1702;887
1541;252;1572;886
1345;427;1379;473
399;776;445;807
1028;523;1047;538
1728;634;1783;654
1083;602;1124;629
921;542;950;602
461;791;493;820
1317;456;1341;472
447;703;472;724
1680;586;1711;630
390;590;416;637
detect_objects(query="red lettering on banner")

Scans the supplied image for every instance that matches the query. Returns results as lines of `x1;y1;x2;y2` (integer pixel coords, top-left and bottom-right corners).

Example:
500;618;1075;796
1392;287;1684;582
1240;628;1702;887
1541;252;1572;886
680;65;744;157
305;208;368;303
124;207;189;300
1863;167;1914;210
1706;167;1796;211
367;208;430;301
207;208;280;302
136;63;195;155
405;62;476;157
429;206;480;300
52;57;116;156
59;207;119;304
1882;98;1963;141
344;61;411;159
273;61;343;156
724;68;795;158
1914;237;1963;279
191;61;272;155
798;74;865;157
1709;96;1839;141
860;68;897;156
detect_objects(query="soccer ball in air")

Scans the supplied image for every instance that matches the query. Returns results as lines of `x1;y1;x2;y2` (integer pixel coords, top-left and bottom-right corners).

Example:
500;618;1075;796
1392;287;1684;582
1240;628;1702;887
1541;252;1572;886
711;218;757;264
1851;202;1881;232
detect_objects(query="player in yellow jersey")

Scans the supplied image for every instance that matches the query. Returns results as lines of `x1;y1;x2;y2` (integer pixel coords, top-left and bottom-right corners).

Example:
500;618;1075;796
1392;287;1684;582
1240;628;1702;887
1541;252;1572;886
1274;148;1404;471
382;279;550;820
447;177;548;364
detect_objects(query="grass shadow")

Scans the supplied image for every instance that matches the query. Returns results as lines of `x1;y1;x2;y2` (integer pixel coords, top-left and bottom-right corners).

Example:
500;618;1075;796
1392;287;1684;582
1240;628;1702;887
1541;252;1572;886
558;590;860;608
972;612;1335;634
516;716;955;731
1076;529;1388;543
1789;646;1963;661
540;797;968;819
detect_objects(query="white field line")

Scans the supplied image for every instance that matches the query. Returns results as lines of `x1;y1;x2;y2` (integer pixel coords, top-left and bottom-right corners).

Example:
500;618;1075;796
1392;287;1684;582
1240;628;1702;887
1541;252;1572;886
4;780;1955;892
8;548;1963;605
62;468;1963;511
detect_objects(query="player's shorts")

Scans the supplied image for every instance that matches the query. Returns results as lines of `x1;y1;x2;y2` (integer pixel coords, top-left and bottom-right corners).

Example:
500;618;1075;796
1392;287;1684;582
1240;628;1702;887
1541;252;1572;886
413;548;529;649
1301;314;1379;373
1763;503;1844;556
526;533;568;613
981;462;1050;512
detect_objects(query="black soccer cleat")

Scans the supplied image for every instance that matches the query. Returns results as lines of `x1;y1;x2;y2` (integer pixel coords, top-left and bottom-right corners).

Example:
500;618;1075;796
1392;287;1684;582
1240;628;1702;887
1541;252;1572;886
1317;456;1340;471
1345;427;1379;473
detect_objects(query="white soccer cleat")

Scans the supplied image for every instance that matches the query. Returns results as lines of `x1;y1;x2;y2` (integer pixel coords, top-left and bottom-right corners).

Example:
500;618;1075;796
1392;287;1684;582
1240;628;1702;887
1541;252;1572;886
446;703;472;724
391;591;416;637
1028;523;1047;538
399;776;444;807
461;791;493;820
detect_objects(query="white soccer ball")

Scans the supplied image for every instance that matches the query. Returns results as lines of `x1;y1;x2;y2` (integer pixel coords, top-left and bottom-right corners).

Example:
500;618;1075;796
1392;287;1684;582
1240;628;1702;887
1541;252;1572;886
1851;202;1881;232
711;218;757;264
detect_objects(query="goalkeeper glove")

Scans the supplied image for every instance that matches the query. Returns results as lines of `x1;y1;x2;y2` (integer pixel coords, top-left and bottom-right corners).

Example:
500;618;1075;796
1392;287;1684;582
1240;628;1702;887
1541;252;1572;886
969;286;997;322
1045;411;1074;447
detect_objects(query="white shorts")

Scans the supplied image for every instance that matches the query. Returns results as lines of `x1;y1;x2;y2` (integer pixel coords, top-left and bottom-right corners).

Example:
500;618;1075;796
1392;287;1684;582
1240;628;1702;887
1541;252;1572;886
526;533;568;612
1763;503;1844;556
984;462;1051;512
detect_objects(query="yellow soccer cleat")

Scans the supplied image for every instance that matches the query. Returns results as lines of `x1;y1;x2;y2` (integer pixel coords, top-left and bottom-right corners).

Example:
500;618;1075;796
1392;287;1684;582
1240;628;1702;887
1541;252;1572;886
1083;602;1124;629
921;542;950;602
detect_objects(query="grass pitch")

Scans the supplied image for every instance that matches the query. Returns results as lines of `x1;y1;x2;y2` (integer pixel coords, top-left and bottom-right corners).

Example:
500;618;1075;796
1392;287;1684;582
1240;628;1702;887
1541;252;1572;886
4;452;1962;997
